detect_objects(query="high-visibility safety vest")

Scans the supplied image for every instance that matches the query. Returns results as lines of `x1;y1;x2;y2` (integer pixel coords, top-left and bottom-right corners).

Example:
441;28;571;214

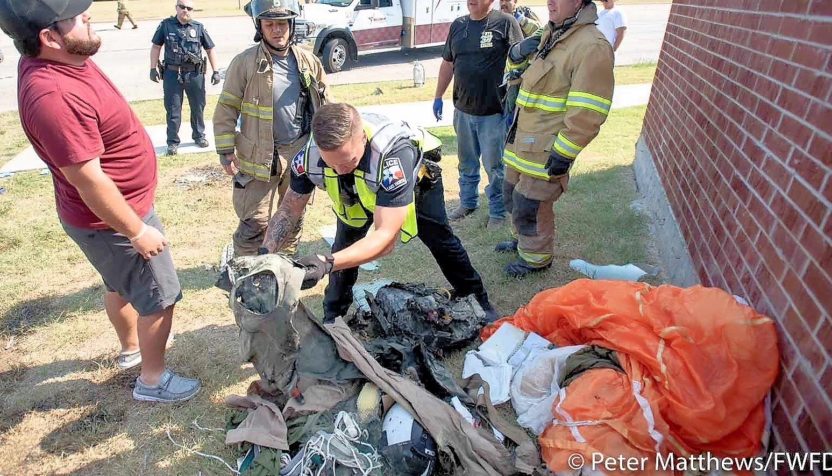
503;4;614;180
299;113;440;243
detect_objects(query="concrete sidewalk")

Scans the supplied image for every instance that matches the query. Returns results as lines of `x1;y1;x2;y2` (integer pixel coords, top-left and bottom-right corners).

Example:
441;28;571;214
0;83;651;176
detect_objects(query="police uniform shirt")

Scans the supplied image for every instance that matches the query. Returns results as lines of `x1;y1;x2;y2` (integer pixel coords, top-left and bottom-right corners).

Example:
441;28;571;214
290;140;419;208
151;17;215;66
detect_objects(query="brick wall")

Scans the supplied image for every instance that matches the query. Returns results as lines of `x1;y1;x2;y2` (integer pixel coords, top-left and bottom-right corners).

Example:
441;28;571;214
640;0;831;456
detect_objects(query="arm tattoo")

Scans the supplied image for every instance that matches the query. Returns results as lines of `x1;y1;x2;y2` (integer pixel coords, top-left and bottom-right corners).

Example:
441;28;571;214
263;190;310;252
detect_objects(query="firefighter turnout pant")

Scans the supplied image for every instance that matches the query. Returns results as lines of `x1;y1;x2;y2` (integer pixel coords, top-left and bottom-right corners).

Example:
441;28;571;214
232;136;308;257
323;171;487;321
503;167;567;268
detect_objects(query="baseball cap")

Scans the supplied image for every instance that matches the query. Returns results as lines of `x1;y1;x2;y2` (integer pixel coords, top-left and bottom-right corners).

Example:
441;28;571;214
0;0;92;41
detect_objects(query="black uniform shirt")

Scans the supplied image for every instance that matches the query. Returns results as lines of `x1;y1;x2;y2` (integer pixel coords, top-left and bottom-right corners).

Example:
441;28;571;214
151;17;215;66
291;139;418;208
442;11;522;116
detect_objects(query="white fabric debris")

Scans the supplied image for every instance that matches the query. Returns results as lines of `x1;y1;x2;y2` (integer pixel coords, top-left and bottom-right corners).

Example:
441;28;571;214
569;259;648;281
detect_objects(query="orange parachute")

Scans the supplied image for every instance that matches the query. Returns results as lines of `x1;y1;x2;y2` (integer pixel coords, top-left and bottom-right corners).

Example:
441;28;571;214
482;280;779;474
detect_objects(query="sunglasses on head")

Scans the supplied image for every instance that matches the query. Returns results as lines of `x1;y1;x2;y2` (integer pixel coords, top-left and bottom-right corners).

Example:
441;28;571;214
177;4;194;11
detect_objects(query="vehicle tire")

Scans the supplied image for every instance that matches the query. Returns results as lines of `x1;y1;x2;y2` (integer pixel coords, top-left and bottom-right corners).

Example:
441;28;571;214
322;38;349;74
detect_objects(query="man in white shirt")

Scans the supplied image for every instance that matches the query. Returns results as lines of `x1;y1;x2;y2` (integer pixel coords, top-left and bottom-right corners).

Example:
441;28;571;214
596;0;627;52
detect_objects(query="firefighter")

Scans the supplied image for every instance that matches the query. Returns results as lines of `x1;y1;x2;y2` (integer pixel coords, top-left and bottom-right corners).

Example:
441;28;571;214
500;0;542;37
261;103;499;322
214;0;327;257
497;0;614;278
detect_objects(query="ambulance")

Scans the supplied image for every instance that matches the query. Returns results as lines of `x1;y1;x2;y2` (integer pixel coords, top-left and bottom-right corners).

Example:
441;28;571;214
298;0;498;73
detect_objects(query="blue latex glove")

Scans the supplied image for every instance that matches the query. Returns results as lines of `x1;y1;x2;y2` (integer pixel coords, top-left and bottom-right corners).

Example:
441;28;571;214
432;98;443;121
514;11;523;21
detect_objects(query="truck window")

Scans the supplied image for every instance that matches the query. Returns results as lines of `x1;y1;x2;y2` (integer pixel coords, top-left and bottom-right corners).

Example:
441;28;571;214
356;0;392;9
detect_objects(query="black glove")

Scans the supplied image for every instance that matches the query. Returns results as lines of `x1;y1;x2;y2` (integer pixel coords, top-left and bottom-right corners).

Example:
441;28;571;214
150;68;161;83
257;247;270;255
211;71;221;85
296;253;334;290
545;151;574;177
509;35;541;63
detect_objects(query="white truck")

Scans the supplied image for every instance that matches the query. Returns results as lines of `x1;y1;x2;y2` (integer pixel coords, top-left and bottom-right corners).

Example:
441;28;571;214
299;0;497;73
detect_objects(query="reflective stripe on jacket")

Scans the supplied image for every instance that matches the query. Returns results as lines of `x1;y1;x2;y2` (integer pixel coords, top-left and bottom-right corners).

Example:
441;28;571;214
213;43;327;181
504;4;614;180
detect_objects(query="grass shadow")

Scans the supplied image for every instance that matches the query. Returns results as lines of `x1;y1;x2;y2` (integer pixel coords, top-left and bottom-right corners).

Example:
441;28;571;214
1;322;252;469
0;286;104;336
0;265;234;337
0;358;126;435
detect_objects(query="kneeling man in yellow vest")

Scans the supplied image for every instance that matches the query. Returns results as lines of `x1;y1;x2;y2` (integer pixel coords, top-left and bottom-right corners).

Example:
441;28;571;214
260;103;499;322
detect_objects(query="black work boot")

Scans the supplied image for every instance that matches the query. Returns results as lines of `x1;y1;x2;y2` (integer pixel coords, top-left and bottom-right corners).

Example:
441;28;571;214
474;294;500;323
196;137;209;148
505;259;551;278
494;239;518;253
166;144;178;156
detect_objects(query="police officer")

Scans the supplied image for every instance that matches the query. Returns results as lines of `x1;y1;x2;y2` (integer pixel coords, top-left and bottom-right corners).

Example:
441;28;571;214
150;0;220;156
261;104;500;323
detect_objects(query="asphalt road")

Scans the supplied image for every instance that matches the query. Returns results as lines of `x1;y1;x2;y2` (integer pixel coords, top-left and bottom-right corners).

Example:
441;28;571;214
0;4;670;113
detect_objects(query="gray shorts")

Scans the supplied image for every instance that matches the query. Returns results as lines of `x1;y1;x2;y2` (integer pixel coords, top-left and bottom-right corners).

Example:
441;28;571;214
62;209;183;316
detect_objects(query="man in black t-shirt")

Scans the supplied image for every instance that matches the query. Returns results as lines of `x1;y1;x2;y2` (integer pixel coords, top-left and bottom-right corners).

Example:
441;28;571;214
433;0;522;229
260;104;499;323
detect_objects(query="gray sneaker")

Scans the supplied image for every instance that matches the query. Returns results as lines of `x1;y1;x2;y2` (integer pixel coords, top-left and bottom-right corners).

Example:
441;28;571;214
117;350;142;370
448;206;476;221
117;334;174;370
133;369;201;403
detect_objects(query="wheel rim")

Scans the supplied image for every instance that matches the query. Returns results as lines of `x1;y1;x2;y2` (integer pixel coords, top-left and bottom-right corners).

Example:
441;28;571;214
332;44;346;69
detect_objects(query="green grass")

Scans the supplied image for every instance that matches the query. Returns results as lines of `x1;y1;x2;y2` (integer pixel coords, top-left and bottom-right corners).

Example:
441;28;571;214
324;62;656;106
0;64;653;164
615;62;657;86
0;101;652;473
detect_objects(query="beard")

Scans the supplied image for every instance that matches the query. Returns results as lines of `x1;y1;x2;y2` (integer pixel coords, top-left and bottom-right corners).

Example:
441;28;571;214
62;27;101;56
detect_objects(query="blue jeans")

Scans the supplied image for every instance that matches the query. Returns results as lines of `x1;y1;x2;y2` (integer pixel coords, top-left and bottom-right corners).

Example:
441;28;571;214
452;109;506;218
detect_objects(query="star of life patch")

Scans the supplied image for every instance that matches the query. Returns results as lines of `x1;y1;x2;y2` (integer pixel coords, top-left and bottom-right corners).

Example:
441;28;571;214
291;149;306;176
380;157;407;192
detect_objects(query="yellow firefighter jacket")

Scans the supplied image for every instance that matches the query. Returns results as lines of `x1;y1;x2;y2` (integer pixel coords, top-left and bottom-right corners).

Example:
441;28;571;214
503;4;614;181
213;43;327;182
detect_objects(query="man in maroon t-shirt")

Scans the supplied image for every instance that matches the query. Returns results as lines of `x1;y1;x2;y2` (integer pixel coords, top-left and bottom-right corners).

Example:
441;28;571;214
0;0;200;403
